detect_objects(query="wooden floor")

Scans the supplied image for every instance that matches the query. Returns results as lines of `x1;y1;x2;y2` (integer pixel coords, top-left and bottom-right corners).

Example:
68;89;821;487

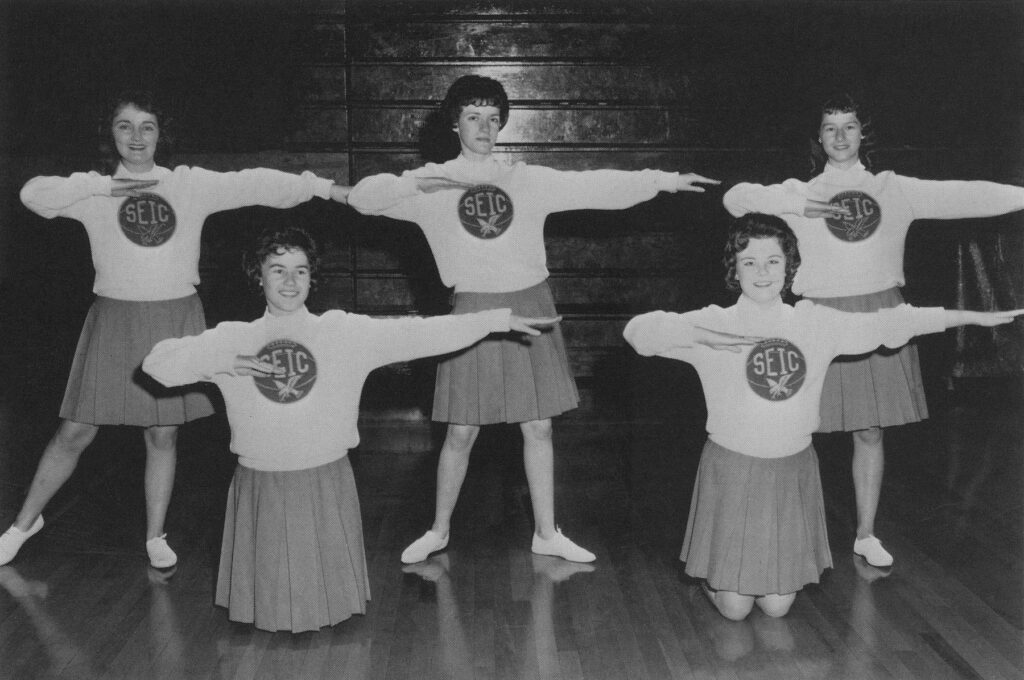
0;355;1020;679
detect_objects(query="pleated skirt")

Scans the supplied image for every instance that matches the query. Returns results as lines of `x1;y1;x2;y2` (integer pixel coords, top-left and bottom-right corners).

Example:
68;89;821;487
60;294;215;426
216;456;369;633
809;288;928;432
432;280;579;425
681;440;832;596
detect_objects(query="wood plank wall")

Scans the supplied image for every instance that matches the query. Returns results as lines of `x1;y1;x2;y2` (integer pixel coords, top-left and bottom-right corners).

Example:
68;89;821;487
0;0;1021;411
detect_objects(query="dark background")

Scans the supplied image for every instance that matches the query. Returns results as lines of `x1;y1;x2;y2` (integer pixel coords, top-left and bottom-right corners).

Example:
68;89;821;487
0;0;1021;418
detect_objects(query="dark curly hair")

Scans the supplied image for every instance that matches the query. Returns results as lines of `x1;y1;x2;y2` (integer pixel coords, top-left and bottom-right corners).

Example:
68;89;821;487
440;75;510;130
96;90;173;174
244;226;321;291
809;92;875;176
723;213;801;294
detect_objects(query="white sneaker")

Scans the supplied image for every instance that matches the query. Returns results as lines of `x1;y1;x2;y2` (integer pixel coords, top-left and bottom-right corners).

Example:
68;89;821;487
401;530;448;564
853;535;893;568
146;534;178;569
531;528;595;563
0;516;44;566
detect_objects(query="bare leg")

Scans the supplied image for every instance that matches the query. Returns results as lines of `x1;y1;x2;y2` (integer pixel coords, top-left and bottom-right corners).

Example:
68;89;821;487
13;420;99;531
430;424;480;536
143;425;178;540
852;427;884;540
520;419;555;539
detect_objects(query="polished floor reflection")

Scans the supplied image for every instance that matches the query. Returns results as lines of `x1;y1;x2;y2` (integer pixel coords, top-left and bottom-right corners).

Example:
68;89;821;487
0;367;1020;679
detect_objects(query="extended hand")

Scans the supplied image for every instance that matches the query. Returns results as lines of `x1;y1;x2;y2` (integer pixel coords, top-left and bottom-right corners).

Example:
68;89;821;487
804;199;851;219
417;177;477;194
110;178;159;197
693;325;765;353
233;355;286;377
969;309;1024;327
677;173;721;192
509;315;562;336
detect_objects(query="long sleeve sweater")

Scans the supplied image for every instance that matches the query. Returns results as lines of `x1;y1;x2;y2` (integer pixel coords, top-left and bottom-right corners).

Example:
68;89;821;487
347;155;683;293
20;164;335;301
722;163;1024;298
623;296;947;457
143;306;511;471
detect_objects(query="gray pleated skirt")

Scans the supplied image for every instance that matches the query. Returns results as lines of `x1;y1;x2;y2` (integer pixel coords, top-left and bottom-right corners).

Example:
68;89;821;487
681;440;832;596
60;294;214;426
432;280;579;425
216;456;369;633
809;288;928;432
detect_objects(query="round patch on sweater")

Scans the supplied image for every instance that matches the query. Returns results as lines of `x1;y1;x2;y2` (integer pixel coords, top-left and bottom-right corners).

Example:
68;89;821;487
746;338;806;401
118;193;176;246
825;190;881;242
458;185;513;238
253;339;317;403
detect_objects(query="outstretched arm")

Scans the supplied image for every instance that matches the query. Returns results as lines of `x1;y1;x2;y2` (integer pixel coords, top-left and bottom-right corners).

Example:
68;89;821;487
942;309;1024;328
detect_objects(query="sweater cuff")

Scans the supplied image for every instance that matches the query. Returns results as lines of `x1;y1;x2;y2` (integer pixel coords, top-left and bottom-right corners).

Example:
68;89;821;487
484;308;513;332
917;306;949;335
654;171;681;193
93;175;114;195
306;173;335;199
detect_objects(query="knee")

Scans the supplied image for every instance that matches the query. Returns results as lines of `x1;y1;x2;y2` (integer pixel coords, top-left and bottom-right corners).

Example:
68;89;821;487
520;419;553;442
853;427;883;446
52;421;98;454
445;424;480;451
144;426;179;452
755;593;796;618
714;591;755;621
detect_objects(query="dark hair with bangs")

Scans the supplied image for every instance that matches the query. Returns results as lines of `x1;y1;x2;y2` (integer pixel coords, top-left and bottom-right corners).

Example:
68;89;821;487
97;90;173;174
809;92;875;176
245;226;321;290
440;75;510;129
723;213;801;294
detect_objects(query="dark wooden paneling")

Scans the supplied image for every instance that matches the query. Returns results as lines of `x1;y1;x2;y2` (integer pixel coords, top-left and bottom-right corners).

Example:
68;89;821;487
347;21;686;61
348;63;689;102
349;106;689;145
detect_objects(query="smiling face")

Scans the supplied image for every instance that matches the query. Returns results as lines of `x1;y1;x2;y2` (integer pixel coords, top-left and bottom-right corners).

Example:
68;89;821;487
455;104;502;160
260;247;311;317
111;103;159;173
736;237;787;307
818;110;863;170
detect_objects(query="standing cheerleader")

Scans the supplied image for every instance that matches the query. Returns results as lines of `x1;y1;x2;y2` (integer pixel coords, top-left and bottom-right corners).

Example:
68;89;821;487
624;213;1020;619
348;75;719;564
722;94;1024;567
0;91;348;569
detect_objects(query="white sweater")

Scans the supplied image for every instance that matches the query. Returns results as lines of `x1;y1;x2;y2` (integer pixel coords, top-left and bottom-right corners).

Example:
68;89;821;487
348;155;684;293
624;296;947;457
723;163;1024;297
21;164;335;301
143;306;511;471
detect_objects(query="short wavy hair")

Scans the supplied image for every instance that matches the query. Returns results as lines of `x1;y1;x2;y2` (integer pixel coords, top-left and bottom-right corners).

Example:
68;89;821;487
809;92;875;176
440;75;510;129
723;213;801;294
244;226;321;290
97;90;173;173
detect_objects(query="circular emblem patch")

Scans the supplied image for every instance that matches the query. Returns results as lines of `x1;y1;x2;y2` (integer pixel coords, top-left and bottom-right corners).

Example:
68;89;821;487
458;185;513;239
118;192;176;247
824;190;881;242
746;338;806;401
253;339;317;403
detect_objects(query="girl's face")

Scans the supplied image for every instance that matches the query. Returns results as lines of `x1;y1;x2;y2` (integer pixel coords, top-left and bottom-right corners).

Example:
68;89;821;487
260;248;311;317
818;110;863;169
736;237;786;307
455;104;502;160
112;104;160;173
